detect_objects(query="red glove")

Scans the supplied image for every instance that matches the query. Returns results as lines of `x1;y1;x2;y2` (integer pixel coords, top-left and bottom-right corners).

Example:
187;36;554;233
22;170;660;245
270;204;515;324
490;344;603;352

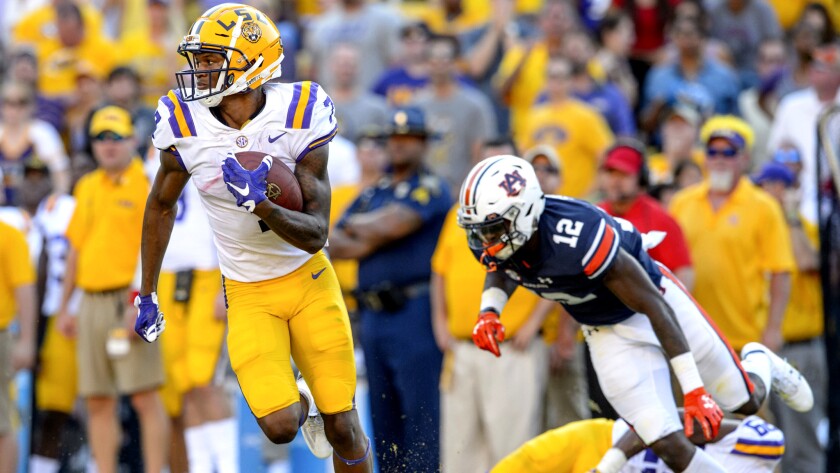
472;311;505;357
683;387;723;441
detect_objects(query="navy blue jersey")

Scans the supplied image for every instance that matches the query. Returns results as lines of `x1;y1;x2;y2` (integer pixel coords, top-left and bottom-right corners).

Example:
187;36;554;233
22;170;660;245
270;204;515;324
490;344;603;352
485;196;663;326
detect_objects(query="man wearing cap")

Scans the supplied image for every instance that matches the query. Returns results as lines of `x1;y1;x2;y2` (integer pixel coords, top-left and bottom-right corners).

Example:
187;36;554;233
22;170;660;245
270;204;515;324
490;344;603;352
670;115;794;355
598;141;694;290
330;108;451;472
754;161;828;473
56;106;169;473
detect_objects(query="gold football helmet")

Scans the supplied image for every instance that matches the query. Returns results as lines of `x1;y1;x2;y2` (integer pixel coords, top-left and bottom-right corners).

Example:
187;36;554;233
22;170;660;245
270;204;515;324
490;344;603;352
176;3;284;107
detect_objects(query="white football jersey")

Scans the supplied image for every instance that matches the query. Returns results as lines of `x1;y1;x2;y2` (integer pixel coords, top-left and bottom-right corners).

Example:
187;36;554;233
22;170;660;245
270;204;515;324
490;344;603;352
614;416;783;473
145;154;219;272
33;194;81;316
151;82;337;282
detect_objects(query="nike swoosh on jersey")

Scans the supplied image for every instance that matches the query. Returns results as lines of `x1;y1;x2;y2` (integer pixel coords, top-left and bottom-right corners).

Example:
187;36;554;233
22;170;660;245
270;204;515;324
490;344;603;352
229;182;250;196
268;132;287;143
311;268;326;279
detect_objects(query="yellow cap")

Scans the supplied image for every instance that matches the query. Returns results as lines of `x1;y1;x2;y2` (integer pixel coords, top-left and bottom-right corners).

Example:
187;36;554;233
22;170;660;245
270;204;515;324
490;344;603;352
89;106;133;137
700;115;754;150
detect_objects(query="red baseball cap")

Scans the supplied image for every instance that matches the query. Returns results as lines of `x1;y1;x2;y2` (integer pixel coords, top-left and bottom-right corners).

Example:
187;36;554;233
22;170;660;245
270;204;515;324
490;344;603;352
603;145;644;175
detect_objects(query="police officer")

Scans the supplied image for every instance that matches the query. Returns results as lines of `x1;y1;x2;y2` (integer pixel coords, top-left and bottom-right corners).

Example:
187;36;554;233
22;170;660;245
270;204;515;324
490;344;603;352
330;107;451;472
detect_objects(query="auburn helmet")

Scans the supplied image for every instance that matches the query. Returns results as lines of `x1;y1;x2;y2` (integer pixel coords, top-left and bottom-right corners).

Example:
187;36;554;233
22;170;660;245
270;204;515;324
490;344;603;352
458;155;546;264
176;3;284;107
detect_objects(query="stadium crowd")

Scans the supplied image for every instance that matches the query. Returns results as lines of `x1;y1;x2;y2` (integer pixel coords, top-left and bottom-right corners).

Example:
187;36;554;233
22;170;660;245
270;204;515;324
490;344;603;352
0;0;839;472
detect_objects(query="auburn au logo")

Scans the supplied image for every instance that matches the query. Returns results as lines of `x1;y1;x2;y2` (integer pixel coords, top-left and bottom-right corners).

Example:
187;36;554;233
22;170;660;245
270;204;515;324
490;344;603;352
499;170;526;196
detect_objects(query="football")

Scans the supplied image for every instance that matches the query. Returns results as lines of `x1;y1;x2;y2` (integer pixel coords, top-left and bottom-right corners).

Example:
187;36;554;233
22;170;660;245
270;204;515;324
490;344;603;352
234;151;303;212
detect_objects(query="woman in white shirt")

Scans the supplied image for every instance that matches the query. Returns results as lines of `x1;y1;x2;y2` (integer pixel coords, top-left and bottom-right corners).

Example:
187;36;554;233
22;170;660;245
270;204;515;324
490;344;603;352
0;80;69;205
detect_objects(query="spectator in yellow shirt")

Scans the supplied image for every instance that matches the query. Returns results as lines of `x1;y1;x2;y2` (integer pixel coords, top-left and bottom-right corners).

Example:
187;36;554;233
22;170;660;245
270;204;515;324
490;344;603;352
116;0;185;107
493;0;578;135
754;160;827;473
0;221;36;473
57;106;169;473
31;3;116;102
669;116;794;352
12;0;104;45
431;138;554;473
516;57;614;198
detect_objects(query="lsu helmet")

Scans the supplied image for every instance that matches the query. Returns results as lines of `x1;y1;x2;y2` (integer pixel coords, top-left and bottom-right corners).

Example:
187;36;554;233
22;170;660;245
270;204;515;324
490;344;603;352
458;155;545;266
176;3;284;107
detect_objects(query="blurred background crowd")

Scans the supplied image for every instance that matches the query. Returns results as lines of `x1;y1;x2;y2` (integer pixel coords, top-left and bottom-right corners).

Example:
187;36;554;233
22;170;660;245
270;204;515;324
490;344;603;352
1;0;840;472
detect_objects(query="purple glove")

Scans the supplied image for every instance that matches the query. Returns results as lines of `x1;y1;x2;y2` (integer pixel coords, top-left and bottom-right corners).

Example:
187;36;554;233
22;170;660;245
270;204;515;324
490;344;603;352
134;293;166;343
221;154;272;212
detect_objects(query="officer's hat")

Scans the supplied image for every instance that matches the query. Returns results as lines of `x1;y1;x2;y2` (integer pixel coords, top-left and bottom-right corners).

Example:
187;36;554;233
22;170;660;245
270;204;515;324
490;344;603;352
386;107;430;139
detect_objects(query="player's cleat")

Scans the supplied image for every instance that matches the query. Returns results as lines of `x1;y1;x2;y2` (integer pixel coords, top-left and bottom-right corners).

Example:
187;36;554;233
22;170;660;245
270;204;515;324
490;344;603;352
297;374;333;459
742;342;814;412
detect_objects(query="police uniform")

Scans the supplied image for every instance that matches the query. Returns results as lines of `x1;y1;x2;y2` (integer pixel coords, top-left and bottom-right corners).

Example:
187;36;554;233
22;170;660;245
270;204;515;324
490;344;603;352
151;82;357;418
472;195;754;445
337;166;451;470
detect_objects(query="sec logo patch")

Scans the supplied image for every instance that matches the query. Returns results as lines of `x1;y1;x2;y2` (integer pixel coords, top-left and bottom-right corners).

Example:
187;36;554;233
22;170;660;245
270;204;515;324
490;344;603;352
236;135;249;148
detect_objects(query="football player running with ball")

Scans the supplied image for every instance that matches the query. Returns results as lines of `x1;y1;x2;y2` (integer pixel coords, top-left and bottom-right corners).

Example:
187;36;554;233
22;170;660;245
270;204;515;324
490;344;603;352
135;4;371;471
459;155;812;473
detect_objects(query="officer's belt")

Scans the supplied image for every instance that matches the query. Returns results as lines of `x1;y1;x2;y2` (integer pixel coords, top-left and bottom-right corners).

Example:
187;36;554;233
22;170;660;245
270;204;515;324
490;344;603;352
355;281;430;313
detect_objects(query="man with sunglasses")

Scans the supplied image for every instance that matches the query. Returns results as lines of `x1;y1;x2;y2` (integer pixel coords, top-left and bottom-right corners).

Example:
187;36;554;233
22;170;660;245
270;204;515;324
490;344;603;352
671;116;794;358
56;106;169;473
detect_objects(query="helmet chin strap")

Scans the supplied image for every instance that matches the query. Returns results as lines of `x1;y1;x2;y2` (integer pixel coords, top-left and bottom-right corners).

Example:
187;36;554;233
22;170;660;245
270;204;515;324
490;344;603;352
198;51;283;107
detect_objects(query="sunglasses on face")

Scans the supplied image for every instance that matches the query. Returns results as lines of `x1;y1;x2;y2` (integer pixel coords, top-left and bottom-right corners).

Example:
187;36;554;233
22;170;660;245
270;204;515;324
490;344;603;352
3;97;31;107
93;132;127;142
706;147;739;159
533;164;559;174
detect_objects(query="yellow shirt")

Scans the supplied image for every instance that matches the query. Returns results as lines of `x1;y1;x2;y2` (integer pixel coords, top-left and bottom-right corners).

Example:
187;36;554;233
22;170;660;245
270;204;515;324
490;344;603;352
35;33;117;99
517;100;614;198
403;1;489;35
494;42;550;135
669;178;795;350
117;31;184;107
431;206;543;339
12;3;103;45
647;149;706;185
782;218;824;342
330;184;362;310
767;0;840;30
0;222;35;329
66;159;149;292
492;418;614;473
